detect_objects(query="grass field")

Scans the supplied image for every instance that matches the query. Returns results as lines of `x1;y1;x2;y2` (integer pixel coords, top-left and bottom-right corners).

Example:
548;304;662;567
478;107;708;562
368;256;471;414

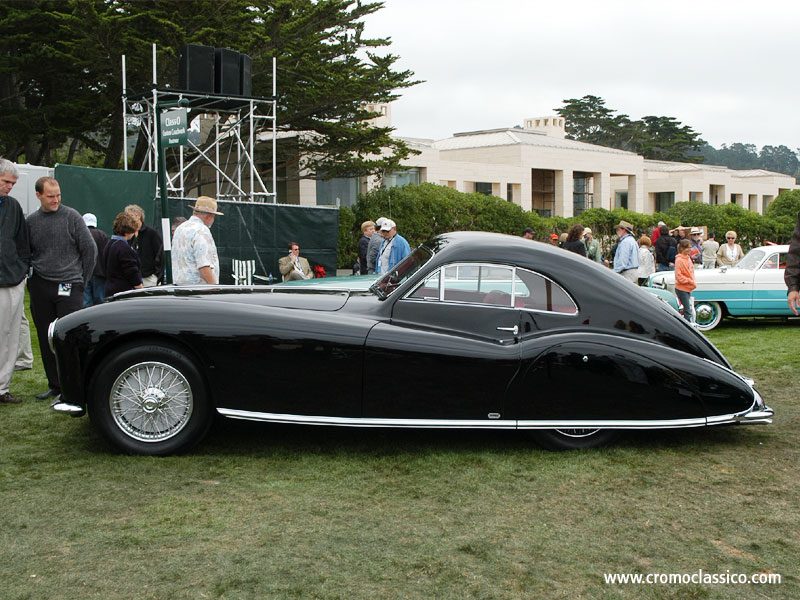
1;305;797;599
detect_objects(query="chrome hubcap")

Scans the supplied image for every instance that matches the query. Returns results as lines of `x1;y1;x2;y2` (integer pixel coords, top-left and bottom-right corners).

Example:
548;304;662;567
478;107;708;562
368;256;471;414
696;304;713;321
110;362;193;442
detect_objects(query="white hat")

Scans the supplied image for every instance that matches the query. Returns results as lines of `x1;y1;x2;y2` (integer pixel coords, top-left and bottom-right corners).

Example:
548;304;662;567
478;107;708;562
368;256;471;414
379;218;396;231
82;213;97;228
690;227;702;235
375;217;387;227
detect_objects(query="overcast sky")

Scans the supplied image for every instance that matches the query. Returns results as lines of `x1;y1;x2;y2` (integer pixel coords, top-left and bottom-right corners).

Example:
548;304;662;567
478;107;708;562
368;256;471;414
365;0;799;150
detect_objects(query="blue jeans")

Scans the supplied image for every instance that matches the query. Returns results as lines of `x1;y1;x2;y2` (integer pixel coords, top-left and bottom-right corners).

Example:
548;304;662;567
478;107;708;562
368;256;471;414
675;289;693;322
83;276;106;307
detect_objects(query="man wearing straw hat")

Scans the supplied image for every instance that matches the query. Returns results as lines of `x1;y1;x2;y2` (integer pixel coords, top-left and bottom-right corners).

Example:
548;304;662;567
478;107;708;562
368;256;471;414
171;196;223;285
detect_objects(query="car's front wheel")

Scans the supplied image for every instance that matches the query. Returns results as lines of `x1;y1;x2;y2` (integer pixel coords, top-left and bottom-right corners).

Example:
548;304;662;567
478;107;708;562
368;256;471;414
694;300;724;331
530;428;618;451
89;343;213;455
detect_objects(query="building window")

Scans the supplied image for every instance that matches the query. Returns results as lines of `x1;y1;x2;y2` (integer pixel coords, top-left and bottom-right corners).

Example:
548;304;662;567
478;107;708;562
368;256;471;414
615;191;628;209
573;172;594;215
507;183;513;202
383;168;420;189
316;177;358;207
474;182;493;196
654;192;675;212
531;169;555;217
689;191;702;202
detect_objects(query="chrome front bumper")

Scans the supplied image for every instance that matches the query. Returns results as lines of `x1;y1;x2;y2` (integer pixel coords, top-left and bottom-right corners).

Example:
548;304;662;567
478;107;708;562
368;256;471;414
51;400;85;417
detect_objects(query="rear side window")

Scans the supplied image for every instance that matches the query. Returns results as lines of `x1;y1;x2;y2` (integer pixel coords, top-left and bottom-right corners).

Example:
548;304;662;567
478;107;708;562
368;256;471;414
514;269;578;314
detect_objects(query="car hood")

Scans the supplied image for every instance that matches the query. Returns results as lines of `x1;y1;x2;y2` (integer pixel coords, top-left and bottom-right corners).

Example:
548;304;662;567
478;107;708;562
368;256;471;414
106;284;358;311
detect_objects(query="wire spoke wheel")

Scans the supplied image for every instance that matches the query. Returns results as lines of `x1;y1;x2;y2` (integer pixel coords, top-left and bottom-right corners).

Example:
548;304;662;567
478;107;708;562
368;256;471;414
109;361;193;442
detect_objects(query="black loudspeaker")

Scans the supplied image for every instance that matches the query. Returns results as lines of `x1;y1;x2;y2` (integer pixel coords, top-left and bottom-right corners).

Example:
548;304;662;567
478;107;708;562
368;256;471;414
239;53;252;97
215;48;241;95
178;44;215;93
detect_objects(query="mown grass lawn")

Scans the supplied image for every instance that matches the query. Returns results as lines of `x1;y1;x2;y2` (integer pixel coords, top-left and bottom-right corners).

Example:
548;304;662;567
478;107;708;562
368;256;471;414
1;302;797;599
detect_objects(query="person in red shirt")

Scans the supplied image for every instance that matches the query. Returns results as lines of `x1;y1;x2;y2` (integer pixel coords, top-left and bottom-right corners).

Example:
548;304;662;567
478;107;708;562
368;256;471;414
674;239;696;323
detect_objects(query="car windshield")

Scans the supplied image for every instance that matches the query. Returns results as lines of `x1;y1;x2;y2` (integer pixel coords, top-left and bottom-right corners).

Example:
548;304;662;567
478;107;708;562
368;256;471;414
736;249;766;270
370;246;434;299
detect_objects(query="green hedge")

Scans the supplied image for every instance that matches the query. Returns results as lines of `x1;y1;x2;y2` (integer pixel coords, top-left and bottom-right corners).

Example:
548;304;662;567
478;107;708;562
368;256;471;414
337;184;798;267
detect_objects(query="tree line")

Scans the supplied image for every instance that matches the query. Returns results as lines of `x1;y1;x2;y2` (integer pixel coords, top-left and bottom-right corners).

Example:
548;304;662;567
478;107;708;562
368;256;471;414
555;95;799;178
0;0;417;179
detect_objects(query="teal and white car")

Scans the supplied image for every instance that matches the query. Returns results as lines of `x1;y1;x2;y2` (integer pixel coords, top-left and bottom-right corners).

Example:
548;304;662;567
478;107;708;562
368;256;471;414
646;245;791;331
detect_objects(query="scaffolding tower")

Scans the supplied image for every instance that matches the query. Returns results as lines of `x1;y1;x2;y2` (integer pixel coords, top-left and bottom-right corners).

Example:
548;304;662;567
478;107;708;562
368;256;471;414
121;46;277;204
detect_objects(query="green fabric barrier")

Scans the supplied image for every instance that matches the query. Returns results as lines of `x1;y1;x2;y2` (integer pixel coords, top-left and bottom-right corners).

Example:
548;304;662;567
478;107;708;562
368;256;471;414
52;165;339;284
168;199;339;284
54;164;158;231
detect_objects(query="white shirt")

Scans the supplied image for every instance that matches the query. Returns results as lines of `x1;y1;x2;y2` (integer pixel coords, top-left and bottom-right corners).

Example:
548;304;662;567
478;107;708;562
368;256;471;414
171;216;219;285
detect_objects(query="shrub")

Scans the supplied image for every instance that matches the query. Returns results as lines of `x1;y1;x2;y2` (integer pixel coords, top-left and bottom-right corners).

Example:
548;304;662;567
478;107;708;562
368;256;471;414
336;185;797;267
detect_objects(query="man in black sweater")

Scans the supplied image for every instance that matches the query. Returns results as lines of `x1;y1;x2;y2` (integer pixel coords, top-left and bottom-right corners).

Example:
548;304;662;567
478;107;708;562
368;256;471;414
27;177;96;400
125;204;163;287
0;159;30;404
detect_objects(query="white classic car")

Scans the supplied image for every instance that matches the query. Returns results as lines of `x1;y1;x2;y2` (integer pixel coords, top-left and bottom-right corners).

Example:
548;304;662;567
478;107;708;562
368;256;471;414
646;245;791;331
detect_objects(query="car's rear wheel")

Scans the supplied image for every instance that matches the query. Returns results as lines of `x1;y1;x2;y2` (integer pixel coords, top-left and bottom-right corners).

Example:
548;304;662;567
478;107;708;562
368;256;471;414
694;300;724;331
530;428;618;450
89;343;212;455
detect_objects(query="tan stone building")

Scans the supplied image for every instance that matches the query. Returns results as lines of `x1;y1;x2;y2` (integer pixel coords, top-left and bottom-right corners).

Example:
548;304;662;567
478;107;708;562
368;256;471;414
291;104;797;215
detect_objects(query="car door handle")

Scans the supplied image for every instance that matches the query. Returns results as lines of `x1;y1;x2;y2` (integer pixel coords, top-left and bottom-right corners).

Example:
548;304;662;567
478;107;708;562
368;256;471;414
496;325;519;335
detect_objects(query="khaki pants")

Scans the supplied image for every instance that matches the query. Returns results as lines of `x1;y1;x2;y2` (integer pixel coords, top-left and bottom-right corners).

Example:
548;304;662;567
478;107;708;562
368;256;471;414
15;311;33;369
0;280;25;394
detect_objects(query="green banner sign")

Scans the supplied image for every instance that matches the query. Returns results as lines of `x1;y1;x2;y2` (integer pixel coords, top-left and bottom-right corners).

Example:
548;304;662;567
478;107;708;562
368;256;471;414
160;108;188;147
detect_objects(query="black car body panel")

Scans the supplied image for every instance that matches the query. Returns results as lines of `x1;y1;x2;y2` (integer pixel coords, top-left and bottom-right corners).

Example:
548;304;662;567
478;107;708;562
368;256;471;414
49;231;771;453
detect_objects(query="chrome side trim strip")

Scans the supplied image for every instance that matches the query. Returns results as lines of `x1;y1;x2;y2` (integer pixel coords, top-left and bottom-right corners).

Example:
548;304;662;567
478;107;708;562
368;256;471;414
219;408;773;429
516;418;708;429
217;409;517;428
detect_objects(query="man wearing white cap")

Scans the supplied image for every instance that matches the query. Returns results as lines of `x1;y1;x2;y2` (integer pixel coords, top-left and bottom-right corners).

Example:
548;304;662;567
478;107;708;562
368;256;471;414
82;212;109;306
376;218;411;275
171;196;223;285
366;216;387;274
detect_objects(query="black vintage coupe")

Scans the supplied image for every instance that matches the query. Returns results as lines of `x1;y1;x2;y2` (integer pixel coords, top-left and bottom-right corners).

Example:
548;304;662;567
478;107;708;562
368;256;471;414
49;232;772;454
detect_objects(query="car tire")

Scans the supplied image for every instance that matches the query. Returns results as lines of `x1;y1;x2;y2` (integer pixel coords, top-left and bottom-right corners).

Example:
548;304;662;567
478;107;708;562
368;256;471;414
88;343;213;455
530;428;619;451
694;300;724;331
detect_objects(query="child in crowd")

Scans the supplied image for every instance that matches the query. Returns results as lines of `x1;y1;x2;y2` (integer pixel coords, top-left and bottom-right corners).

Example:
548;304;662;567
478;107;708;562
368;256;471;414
674;239;696;323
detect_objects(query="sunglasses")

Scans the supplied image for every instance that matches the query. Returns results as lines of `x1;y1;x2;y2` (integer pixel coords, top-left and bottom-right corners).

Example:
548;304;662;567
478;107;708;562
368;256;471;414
727;237;735;240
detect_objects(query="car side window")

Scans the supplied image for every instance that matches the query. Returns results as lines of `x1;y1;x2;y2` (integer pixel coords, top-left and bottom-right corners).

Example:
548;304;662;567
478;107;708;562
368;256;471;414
442;264;514;306
407;264;515;306
514;269;578;315
761;254;779;270
408;270;440;300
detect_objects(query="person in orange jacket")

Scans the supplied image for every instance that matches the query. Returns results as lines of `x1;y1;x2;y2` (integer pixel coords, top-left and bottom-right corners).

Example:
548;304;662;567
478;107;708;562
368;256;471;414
674;239;696;323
